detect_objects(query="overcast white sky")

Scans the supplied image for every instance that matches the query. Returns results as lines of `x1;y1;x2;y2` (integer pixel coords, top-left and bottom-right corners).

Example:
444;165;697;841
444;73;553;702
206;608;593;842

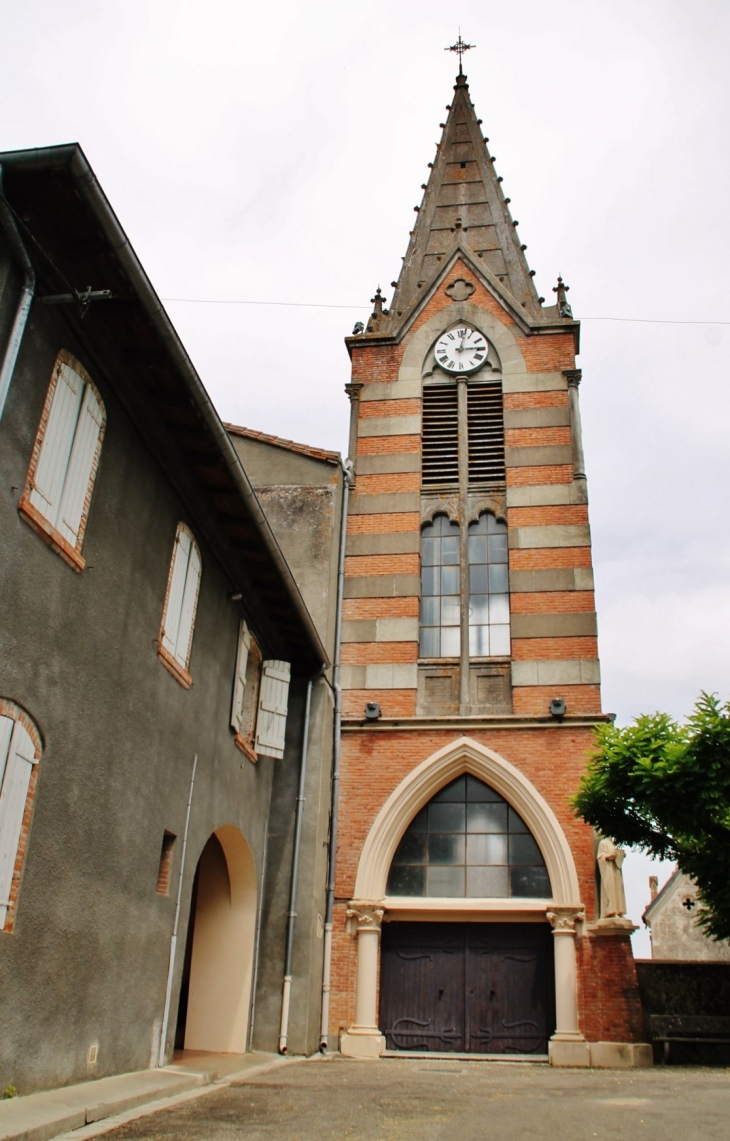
4;0;729;949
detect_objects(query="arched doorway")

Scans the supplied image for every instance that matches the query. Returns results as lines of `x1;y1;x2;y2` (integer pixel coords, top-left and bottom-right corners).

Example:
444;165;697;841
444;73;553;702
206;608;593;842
176;825;257;1053
378;773;555;1054
341;737;587;1063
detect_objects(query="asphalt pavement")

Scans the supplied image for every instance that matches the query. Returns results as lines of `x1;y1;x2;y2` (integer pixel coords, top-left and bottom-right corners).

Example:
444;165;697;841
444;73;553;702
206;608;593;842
68;1055;730;1141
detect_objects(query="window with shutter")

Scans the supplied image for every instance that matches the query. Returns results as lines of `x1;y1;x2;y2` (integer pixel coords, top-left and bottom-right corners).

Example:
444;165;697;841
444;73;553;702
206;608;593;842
231;620;251;734
0;702;42;933
158;524;202;688
255;661;291;759
19;350;106;572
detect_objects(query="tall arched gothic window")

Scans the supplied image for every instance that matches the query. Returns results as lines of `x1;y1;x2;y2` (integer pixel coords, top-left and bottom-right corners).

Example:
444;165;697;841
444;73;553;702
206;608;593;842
420;512;510;660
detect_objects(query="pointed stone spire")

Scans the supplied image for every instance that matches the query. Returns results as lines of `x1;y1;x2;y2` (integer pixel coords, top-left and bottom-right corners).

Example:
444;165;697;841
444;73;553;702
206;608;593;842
388;71;542;327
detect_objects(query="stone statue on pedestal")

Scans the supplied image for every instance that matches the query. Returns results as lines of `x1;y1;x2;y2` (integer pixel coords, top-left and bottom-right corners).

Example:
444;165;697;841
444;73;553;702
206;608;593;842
597;837;627;919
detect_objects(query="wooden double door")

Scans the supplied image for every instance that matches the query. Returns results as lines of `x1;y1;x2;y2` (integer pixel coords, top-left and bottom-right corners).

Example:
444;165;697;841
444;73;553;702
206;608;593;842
379;922;555;1055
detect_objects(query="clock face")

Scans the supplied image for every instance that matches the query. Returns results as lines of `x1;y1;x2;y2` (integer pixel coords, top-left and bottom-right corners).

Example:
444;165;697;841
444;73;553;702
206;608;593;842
434;326;489;374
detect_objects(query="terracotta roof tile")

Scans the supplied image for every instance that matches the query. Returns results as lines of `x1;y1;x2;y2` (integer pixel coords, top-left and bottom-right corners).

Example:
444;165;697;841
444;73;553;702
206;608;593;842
225;423;341;466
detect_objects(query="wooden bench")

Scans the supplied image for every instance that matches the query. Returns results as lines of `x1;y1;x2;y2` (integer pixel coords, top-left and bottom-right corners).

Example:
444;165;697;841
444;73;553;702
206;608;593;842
649;1015;730;1062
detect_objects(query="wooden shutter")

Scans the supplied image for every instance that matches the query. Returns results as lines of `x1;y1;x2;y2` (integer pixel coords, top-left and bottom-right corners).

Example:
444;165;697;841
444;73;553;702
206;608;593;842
231;620;251;733
56;382;104;545
30;362;84;524
0;718;37;929
422;384;458;487
467;380;505;485
255;661;291;759
161;527;192;657
176;539;202;667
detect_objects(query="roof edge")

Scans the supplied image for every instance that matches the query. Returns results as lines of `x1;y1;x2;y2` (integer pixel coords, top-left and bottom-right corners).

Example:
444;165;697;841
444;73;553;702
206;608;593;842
226;423;341;465
0;144;328;669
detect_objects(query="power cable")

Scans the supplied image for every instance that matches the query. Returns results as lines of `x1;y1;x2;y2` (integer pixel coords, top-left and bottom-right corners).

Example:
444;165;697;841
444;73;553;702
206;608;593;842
160;296;730;325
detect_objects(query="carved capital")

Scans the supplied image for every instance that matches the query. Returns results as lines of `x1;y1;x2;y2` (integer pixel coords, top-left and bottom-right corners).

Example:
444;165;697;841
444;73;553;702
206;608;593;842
345;382;364;405
547;906;585;935
563;369;582;388
346;901;385;933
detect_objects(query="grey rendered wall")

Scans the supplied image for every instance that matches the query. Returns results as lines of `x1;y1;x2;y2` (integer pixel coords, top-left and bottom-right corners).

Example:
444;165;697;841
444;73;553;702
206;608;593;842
230;435;343;1054
0;292;301;1090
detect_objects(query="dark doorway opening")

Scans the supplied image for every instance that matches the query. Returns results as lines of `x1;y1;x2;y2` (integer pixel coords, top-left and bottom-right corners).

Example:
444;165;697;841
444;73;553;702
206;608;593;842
379;922;555;1054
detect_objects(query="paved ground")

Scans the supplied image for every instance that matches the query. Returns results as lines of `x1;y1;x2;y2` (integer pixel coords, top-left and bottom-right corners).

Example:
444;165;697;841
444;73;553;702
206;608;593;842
86;1056;730;1141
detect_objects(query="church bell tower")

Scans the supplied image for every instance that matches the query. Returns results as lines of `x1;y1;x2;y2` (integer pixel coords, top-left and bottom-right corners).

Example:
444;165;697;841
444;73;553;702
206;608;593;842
329;48;650;1068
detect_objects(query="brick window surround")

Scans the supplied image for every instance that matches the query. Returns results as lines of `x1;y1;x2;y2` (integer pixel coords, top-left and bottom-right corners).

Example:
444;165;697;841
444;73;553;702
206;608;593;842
18;349;106;573
157;523;202;689
0;700;43;935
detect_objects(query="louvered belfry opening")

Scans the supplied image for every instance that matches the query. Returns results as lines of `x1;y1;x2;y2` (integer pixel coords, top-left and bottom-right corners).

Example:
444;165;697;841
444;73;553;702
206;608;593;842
422;372;505;490
467;379;505;486
422;383;458;487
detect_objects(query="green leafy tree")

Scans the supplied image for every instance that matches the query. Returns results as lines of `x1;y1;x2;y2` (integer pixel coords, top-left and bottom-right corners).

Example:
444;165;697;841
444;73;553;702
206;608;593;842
573;693;730;942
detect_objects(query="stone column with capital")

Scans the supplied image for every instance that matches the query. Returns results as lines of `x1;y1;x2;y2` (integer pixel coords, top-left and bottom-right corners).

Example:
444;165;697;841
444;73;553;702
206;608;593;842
339;901;387;1058
547;906;591;1067
563;369;586;484
345;382;363;467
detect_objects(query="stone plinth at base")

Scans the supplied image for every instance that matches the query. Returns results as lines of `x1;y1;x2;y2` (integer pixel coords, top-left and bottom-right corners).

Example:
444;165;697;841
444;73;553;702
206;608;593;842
588;917;637;936
340;1030;386;1058
549;1036;591;1067
590;1042;653;1068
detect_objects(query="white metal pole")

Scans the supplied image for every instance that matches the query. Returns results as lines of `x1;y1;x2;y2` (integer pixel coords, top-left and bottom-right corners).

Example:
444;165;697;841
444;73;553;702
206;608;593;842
158;753;198;1067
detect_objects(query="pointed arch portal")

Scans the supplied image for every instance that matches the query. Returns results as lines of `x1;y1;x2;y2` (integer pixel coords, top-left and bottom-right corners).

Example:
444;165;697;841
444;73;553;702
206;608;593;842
341;738;587;1062
354;736;581;906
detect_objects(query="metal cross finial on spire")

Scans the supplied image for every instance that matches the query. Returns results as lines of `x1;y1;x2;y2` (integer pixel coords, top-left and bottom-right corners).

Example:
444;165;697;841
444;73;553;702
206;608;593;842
445;31;475;75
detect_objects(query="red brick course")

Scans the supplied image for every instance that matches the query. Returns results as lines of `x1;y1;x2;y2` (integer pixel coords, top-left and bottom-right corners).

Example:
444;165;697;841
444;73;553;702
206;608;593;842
347;513;421;536
354;473;421;496
510;547;593;570
508;505;589;528
357;435;421;455
505;426;572;449
359;398;421;418
511;591;596;614
341;690;417;718
506;465;574;486
512;637;598;661
504;391;568;410
343;597;420;620
512;684;602;715
521;334;576;373
341;641;419;665
345;553;420;577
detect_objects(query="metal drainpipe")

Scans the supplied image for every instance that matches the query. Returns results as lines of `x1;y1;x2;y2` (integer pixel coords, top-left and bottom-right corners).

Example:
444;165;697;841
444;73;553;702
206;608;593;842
247;799;271;1052
278;670;320;1053
158;753;198;1067
319;457;354;1051
0;168;36;423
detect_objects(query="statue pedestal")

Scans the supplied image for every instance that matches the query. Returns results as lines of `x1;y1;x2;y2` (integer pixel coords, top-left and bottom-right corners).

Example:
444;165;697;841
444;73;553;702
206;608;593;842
588;917;637;936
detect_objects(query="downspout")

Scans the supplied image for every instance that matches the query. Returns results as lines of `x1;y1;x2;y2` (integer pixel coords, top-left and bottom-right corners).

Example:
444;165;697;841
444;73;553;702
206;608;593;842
158;753;197;1067
248;800;271;1050
0;167;36;423
278;670;320;1053
319;457;354;1051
